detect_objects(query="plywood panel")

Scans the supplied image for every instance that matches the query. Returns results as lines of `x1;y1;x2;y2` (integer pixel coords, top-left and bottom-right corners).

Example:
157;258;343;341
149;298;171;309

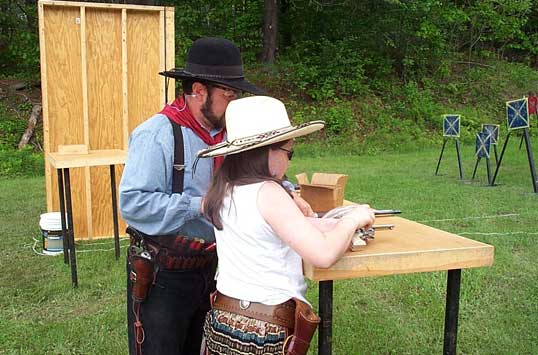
127;11;162;132
69;167;89;238
44;7;84;152
90;166;112;237
88;165;126;238
86;8;123;150
86;8;124;238
43;6;88;238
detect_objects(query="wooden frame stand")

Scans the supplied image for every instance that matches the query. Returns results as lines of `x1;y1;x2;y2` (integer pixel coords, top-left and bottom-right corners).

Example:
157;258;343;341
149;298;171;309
38;1;175;240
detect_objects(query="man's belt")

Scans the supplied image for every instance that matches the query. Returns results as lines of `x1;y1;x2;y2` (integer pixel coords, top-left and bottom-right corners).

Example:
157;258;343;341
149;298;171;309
211;291;295;330
127;226;216;271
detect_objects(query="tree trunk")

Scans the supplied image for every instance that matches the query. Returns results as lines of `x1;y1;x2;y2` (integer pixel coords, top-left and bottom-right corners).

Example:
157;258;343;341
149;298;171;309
18;104;42;150
261;0;278;64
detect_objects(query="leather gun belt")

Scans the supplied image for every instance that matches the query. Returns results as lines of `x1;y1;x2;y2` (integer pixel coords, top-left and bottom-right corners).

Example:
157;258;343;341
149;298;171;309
212;291;295;330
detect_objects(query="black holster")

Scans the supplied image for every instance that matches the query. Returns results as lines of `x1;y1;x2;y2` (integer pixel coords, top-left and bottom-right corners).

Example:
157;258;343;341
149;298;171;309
284;299;321;355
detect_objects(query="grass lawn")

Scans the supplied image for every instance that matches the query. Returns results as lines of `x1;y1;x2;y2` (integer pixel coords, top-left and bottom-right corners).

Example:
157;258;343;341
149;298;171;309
1;144;537;354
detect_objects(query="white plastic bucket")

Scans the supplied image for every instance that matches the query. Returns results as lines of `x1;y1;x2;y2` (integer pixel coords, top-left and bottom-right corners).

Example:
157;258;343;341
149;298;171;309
39;212;66;255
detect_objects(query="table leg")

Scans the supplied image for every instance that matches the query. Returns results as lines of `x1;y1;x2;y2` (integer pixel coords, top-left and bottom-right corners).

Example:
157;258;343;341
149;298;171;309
64;168;78;287
110;165;120;259
57;169;69;265
443;269;461;355
319;280;333;355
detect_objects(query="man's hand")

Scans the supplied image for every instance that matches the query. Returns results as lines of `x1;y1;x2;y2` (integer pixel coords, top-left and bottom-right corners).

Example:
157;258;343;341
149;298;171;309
291;192;316;217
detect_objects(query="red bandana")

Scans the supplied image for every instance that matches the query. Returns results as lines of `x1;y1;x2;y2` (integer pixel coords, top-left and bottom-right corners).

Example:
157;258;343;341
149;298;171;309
160;96;225;168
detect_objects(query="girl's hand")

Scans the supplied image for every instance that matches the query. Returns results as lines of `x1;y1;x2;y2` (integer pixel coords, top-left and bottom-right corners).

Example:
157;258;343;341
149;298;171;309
342;204;375;229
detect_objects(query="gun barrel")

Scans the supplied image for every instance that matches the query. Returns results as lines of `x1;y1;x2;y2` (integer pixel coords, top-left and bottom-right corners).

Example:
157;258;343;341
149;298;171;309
372;224;395;230
374;209;401;216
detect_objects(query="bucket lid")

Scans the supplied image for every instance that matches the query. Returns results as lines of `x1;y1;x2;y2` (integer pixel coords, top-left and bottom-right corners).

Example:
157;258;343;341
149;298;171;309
39;212;68;230
40;212;62;220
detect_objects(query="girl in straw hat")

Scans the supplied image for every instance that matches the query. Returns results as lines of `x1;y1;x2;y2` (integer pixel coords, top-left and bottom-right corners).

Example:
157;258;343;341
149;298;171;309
198;96;375;355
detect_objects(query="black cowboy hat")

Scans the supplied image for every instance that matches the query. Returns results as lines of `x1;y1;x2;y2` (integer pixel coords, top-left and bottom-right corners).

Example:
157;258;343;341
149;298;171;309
159;37;265;95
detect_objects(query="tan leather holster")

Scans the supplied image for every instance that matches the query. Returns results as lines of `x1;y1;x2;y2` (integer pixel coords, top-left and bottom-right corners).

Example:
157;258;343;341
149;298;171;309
284;298;320;355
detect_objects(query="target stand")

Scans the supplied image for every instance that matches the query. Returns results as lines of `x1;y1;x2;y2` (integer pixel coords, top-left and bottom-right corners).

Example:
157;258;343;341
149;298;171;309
435;114;464;180
491;98;538;193
471;131;493;185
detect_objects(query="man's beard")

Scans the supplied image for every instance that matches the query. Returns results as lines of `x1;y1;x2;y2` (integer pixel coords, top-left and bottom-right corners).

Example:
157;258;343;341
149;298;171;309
200;92;225;130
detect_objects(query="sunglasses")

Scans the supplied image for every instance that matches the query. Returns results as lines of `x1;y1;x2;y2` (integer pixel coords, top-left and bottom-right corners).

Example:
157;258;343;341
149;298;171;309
279;147;294;161
208;83;242;99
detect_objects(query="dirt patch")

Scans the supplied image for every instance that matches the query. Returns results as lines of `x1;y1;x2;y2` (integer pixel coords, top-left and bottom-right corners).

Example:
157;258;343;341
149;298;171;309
0;79;43;150
0;79;42;106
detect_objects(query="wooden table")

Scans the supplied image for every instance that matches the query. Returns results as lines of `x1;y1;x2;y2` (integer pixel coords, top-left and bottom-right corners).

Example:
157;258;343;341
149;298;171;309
303;216;494;355
47;149;127;287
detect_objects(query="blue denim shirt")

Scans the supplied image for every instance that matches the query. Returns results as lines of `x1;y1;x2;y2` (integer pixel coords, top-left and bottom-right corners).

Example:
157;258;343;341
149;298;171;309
119;114;220;242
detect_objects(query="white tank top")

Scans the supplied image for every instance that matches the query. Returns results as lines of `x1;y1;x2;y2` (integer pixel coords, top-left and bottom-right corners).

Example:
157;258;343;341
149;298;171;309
215;181;308;305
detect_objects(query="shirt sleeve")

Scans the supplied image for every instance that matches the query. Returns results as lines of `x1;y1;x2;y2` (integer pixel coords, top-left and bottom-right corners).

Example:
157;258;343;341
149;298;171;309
119;123;203;235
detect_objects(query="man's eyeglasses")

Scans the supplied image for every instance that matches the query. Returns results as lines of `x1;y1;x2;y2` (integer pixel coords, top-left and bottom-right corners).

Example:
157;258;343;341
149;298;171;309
279;147;294;161
209;83;242;99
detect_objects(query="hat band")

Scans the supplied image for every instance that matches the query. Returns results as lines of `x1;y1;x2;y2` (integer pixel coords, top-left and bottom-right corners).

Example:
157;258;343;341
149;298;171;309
198;120;325;158
224;125;293;147
185;62;244;79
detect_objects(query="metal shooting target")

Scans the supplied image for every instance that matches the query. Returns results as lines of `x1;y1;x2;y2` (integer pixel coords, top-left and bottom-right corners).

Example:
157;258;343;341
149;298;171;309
506;98;529;131
443;115;460;137
475;131;491;158
481;124;500;145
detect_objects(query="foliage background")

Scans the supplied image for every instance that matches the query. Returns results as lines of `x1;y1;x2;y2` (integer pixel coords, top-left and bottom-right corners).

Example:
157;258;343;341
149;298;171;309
1;0;538;177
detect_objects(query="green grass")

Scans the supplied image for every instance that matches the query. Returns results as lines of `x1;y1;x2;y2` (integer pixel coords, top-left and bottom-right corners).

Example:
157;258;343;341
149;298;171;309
1;143;537;354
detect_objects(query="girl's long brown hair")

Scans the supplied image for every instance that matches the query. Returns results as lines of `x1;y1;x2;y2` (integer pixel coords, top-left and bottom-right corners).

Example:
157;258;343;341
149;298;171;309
203;140;291;230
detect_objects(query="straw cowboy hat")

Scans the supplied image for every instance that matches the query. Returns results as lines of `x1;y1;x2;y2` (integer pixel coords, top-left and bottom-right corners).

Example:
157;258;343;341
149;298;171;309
197;96;325;158
159;37;265;95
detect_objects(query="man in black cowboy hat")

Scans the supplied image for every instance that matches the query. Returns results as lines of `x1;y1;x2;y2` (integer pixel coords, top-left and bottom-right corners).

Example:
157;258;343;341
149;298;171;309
119;37;265;355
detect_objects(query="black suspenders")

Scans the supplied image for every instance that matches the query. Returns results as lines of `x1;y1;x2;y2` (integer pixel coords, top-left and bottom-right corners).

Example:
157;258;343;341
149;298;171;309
169;119;185;194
